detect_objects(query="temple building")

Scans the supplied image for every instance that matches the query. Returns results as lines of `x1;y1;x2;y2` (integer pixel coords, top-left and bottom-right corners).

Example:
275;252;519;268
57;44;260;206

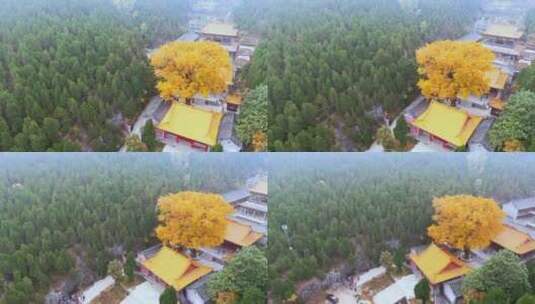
503;197;535;221
409;196;535;303
155;102;223;151
407;101;483;150
492;225;535;258
248;179;268;203
198;22;239;59
484;197;535;261
222;188;251;205
198;177;268;266
224;219;264;248
458;68;510;113
482;23;524;64
198;219;264;265
409;244;472;304
222;178;268;230
137;178;267;303
137;246;213;294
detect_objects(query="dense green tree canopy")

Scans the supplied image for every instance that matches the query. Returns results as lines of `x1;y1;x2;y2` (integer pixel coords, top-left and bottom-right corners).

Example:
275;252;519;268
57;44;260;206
236;85;269;150
269;153;535;301
159;287;178;304
517;294;535;304
237;0;481;151
207;246;268;304
463;250;531;302
414;279;430;304
0;153;265;302
489;91;535;151
0;0;188;151
518;65;535;92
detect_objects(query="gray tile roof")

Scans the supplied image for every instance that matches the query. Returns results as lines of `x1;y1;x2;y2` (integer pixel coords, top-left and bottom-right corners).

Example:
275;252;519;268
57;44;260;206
239;201;268;213
403;96;428;120
177;32;200;42
509;197;535;210
222;188;250;204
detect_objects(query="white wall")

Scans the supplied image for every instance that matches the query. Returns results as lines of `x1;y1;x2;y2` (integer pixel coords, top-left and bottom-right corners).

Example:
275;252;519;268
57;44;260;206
503;202;519;220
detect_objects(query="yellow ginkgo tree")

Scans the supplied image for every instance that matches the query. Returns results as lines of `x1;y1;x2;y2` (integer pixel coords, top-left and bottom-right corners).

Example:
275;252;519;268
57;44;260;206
150;41;232;103
416;40;495;104
427;195;505;259
155;191;233;249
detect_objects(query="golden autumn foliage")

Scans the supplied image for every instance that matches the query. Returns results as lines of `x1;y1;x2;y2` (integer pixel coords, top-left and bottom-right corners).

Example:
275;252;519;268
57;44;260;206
252;131;267;152
150;41;232;101
155;191;233;249
428;195;505;253
217;292;238;304
216;291;238;304
416;41;495;101
503;139;525;152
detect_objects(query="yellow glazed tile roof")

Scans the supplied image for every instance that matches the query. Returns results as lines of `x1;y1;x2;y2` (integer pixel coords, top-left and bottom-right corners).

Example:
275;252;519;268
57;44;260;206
142;247;212;291
411;101;483;147
489;98;505;111
486;69;508;90
410;244;472;285
484;24;524;40
200;23;238;37
224;219;263;247
493;225;535;255
250;180;268;196
157;102;222;146
227;94;243;105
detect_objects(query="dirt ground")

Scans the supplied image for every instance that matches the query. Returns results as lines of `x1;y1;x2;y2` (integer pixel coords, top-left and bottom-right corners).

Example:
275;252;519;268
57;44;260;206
329;286;364;304
90;275;144;304
359;274;395;301
91;284;127;304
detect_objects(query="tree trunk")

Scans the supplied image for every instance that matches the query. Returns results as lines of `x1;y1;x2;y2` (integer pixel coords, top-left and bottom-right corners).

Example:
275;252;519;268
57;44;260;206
464;246;470;260
185;97;192;105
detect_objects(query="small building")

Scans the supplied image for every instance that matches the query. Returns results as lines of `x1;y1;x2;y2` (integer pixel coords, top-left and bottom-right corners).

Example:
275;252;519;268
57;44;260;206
407;101;483;150
489;98;506;116
226;94;243;112
486;68;510;99
138;246;213;293
156;102;223;151
409;244;472;303
198;22;240;58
